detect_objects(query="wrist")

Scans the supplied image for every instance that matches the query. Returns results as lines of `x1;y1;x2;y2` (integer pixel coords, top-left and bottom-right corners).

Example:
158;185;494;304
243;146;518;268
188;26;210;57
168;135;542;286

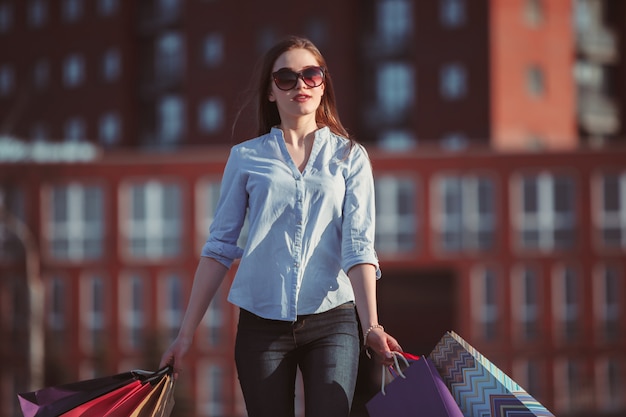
363;324;384;346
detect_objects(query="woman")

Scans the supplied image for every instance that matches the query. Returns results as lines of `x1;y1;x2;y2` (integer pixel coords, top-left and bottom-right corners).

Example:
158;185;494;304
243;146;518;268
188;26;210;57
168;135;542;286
160;35;402;417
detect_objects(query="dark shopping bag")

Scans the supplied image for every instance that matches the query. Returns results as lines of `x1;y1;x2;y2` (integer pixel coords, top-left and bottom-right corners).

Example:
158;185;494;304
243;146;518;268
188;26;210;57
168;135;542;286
17;366;174;417
429;331;555;417
366;352;464;417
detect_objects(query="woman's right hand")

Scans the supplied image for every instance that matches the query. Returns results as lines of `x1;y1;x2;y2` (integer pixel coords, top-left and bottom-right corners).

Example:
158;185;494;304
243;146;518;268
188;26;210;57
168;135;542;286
159;335;192;379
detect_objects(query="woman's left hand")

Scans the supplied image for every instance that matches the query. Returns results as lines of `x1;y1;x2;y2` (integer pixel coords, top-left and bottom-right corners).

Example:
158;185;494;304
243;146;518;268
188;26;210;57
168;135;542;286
365;327;403;366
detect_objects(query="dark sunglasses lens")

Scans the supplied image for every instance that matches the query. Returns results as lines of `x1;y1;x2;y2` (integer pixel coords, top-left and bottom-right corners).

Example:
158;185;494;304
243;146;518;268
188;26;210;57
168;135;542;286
274;70;298;90
301;68;324;87
273;67;324;90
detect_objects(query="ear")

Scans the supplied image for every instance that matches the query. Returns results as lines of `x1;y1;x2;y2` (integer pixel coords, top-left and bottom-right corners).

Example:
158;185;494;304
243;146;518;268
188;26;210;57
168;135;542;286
268;90;276;102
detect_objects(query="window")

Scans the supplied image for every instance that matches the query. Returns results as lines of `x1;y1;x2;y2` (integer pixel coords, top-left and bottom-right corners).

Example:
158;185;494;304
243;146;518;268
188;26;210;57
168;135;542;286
595;172;626;248
552;265;581;343
375;175;417;254
158;0;179;16
524;0;544;27
434;174;495;252
98;0;118;16
0;64;14;96
574;61;605;90
30;122;48;141
377;0;413;46
62;0;83;22
377;130;416;151
515;172;576;251
513;359;544;401
595;357;624;411
594;265;622;342
157;95;184;143
198;363;225;416
440;63;467;100
63;54;85;87
0;186;25;260
526;65;545;97
203;33;223;68
64;117;86;141
46;183;104;260
33;59;50;89
573;0;592;33
28;0;47;28
440;0;466;28
80;274;106;352
119;273;147;350
122;181;183;259
513;265;541;341
305;18;328;47
440;132;468;151
471;266;498;340
3;275;29;341
99;112;121;145
554;359;585;413
377;62;414;118
156;31;184;82
160;273;184;343
102;48;121;82
49;276;68;332
198;98;224;134
0;3;12;33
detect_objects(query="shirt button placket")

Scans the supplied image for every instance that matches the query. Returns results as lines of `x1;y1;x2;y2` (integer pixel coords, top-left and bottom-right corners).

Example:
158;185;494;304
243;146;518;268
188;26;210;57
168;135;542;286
292;175;304;319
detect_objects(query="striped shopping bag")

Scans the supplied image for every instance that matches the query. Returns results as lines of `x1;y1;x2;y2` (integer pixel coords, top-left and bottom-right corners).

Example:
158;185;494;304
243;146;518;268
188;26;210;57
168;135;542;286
428;331;554;417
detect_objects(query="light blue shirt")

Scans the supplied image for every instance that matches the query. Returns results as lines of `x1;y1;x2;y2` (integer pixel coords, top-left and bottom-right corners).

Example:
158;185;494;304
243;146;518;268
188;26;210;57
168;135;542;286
201;126;380;321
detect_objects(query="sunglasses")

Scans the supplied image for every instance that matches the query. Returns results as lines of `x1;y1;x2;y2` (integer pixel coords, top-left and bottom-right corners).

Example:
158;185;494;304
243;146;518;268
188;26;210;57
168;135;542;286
272;66;325;91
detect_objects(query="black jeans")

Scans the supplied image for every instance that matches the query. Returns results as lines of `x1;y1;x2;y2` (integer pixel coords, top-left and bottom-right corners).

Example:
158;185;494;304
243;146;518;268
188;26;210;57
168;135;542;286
234;302;360;417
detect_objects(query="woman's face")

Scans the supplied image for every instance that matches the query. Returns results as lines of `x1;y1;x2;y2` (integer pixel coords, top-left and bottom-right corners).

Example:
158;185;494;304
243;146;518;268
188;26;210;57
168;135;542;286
269;48;325;124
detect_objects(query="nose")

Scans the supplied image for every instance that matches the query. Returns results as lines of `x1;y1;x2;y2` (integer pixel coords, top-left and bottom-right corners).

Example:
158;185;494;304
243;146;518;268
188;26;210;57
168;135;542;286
294;75;308;89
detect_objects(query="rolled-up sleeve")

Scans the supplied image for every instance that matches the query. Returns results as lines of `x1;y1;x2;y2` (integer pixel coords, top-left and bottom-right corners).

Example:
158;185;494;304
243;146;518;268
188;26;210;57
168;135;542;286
201;147;247;268
341;145;381;278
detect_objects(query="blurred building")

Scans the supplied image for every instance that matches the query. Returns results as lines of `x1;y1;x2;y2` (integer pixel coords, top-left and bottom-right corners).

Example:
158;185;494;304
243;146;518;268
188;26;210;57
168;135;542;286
1;1;625;417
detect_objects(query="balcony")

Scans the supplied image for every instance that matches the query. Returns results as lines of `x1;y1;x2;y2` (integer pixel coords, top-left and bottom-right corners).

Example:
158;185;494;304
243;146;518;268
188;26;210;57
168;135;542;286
577;91;620;136
577;28;619;63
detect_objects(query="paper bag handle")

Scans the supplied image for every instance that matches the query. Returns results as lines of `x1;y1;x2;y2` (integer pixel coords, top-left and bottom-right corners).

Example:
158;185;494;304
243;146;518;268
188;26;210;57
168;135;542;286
380;351;410;396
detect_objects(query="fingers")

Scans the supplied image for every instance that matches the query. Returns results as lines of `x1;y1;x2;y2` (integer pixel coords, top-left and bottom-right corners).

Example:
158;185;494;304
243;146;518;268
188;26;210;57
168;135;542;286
386;335;403;352
368;332;403;365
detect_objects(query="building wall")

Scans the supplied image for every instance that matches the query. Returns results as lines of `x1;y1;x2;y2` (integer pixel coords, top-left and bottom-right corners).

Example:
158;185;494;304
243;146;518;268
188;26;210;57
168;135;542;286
490;0;577;150
5;1;623;153
2;145;626;416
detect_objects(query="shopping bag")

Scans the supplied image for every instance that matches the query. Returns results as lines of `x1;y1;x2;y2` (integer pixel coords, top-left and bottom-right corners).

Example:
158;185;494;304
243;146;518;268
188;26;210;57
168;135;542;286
428;331;555;417
129;375;166;417
58;381;144;416
18;371;138;417
366;352;464;417
149;373;175;417
18;366;174;417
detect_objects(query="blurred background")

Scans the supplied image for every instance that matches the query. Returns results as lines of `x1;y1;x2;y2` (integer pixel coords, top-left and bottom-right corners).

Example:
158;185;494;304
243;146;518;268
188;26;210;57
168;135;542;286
1;0;625;416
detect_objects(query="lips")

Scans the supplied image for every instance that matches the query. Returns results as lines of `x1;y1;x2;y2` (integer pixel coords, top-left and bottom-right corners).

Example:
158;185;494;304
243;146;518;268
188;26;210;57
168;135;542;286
293;94;311;102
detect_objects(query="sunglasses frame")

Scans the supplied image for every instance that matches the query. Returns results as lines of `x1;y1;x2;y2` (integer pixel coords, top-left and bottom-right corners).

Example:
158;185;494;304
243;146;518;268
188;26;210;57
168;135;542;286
272;66;325;91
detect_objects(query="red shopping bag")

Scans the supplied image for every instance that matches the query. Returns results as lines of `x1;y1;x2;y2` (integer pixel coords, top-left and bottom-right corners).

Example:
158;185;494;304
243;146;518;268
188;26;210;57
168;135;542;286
59;381;143;416
18;366;174;417
366;352;464;417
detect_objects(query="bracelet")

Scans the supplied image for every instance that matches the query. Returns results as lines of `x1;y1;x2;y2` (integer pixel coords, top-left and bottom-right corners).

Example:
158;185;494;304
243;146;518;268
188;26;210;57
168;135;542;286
363;324;384;346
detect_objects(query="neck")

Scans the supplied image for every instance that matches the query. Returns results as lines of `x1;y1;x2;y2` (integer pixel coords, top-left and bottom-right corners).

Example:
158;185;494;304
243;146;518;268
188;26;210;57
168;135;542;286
279;119;319;147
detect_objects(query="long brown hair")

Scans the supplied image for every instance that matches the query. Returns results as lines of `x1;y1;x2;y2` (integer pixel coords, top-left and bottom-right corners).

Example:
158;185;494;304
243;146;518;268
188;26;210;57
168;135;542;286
235;36;352;142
